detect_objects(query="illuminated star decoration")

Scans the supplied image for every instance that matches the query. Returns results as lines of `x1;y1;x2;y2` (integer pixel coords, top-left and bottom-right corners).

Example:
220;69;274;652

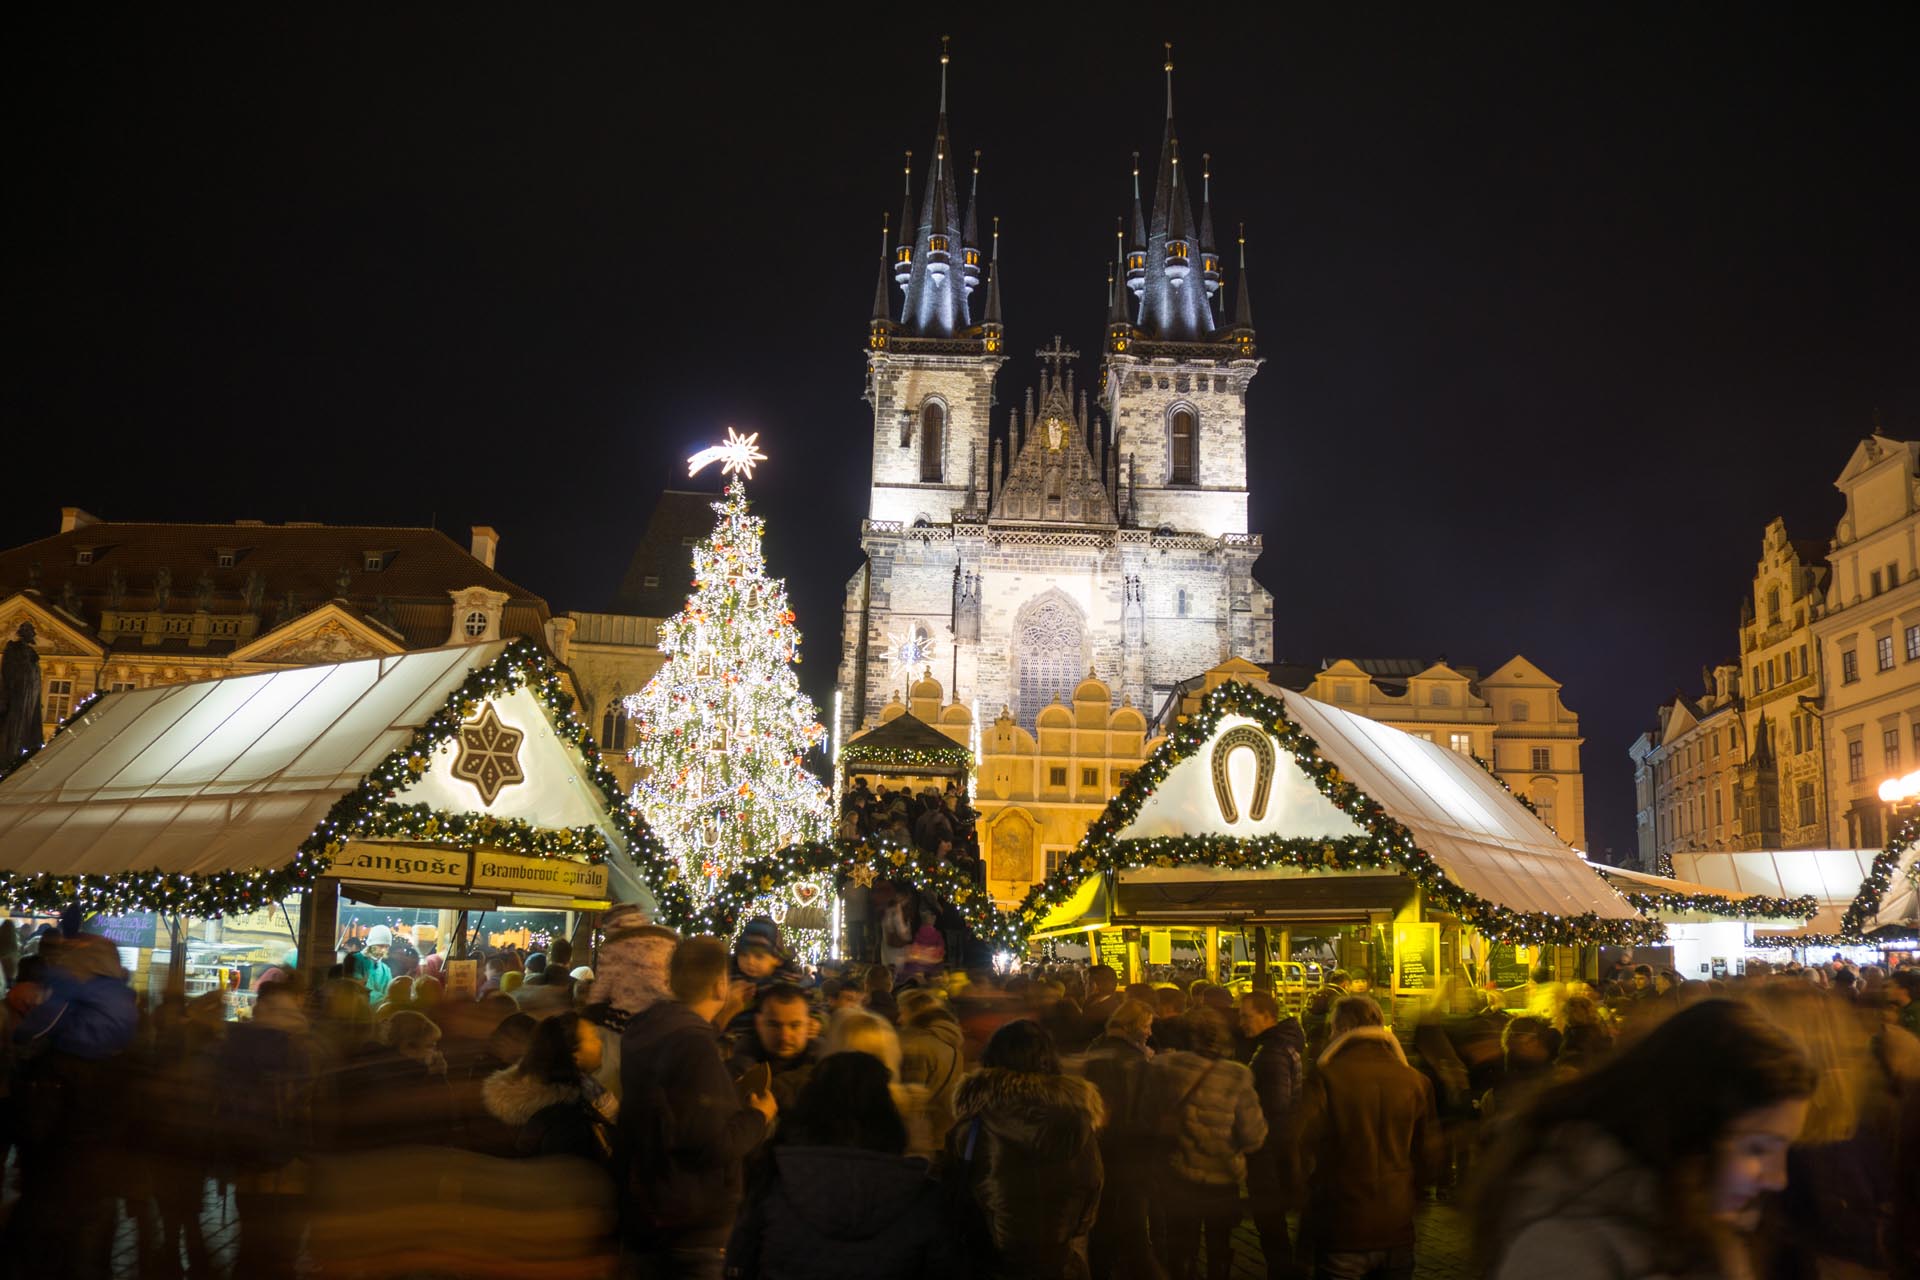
885;630;937;673
687;427;768;480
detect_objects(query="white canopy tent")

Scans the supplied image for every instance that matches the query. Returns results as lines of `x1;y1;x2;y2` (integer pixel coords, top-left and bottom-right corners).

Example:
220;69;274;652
1672;848;1918;940
0;642;656;912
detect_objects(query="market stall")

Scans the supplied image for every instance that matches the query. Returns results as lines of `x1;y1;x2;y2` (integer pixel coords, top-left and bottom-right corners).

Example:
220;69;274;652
1022;672;1651;1007
1589;861;1816;978
1670;844;1920;961
0;639;668;1009
838;710;972;795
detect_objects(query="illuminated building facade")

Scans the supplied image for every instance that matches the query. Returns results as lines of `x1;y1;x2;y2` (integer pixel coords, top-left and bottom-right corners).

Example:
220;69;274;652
838;50;1273;743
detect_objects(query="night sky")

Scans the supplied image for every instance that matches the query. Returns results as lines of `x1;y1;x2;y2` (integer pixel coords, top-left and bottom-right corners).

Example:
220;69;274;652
7;9;1915;859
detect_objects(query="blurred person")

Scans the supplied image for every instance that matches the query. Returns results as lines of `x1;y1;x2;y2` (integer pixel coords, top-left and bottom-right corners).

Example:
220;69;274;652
726;1051;954;1279
585;906;680;1101
897;987;965;1159
322;1007;454;1152
1152;1006;1266;1280
1152;986;1192;1053
1471;999;1813;1280
620;935;778;1278
515;951;574;1017
863;960;899;1023
410;972;443;1009
1297;996;1441;1280
1081;964;1124;1043
727;983;820;1112
140;990;224;1280
1303;969;1352;1064
1755;981;1903;1275
1083;998;1165;1280
820;977;863;1013
1475;1015;1558;1133
500;969;525;997
479;952;509;998
1239;990;1307;1280
359;925;395;1001
945;1018;1105;1280
483;1009;615;1162
212;979;315;1280
1554;989;1613;1072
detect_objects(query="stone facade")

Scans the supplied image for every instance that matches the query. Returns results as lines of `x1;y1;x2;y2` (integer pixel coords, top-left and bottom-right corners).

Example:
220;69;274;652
1738;518;1829;848
564;611;666;796
1633;667;1746;870
1815;434;1920;850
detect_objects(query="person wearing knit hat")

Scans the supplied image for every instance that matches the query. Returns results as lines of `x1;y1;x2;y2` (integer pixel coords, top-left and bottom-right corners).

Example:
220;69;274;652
359;926;395;1003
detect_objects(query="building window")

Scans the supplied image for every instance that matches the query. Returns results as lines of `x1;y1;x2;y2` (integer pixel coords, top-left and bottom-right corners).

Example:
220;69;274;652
1532;746;1552;771
642;575;659;589
1907;626;1920;662
108;679;137;693
1783;651;1794;680
1841;650;1859;684
216;552;235;569
919;401;944;482
1890;560;1901;587
1713;788;1723;825
1848;738;1864;782
1081;767;1099;788
1509;700;1529;722
1797;782;1816;828
44;678;73;723
463;610;489;638
1334;684;1355;704
1879;636;1896;672
1175;588;1189;618
1871;570;1884;597
1016;593;1084;728
1767;658;1777;687
1886;727;1901;772
1791;717;1803;754
1766;587;1781;623
1168;407;1197;484
1048;766;1068;787
1431;686;1451;707
1448;732;1471;755
1411;731;1434;742
364;554;383;572
601;705;628;752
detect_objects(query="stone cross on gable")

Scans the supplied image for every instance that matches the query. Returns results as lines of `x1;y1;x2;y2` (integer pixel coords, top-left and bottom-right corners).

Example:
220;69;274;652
1035;335;1080;372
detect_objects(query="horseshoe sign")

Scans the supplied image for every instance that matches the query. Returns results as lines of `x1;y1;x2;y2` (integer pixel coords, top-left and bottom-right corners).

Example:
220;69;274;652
1211;725;1276;825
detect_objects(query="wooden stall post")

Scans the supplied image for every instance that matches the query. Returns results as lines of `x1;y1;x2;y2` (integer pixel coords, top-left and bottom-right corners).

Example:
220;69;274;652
1204;926;1221;985
297;880;340;983
1124;929;1143;985
1252;925;1270;990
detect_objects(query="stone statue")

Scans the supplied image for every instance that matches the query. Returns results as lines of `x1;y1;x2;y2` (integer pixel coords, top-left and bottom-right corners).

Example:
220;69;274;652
0;623;44;764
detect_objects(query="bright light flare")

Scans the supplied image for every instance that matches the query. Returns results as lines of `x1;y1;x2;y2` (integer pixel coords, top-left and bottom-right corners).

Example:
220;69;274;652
687;427;768;480
1878;769;1920;803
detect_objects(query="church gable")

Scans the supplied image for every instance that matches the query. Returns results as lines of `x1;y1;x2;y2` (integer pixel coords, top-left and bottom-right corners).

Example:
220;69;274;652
1118;712;1364;842
990;351;1116;527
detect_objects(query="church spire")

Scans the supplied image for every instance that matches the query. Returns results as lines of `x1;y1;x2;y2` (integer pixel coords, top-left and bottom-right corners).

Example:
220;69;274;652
1130;44;1217;343
1227;223;1256;358
1125;152;1147;301
871;213;892;325
962;150;983;301
892;152;914;293
982;216;1004;349
898;37;973;337
1199;153;1221;305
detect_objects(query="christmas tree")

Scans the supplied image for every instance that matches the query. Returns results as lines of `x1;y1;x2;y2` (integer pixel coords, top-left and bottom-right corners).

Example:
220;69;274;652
624;434;833;940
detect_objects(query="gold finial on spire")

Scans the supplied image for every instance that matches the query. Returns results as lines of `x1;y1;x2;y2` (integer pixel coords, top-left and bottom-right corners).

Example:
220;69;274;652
972;148;981;177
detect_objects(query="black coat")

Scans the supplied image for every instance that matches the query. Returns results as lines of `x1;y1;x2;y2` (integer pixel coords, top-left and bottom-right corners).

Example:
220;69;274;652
945;1067;1105;1280
480;1069;610;1163
727;1145;954;1280
621;1000;769;1247
1244;1019;1305;1206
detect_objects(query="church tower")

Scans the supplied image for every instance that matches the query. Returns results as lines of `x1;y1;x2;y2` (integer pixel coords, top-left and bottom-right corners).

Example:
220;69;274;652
839;45;1272;741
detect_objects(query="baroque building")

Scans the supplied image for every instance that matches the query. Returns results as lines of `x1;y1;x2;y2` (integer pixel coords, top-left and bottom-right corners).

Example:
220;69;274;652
0;508;568;743
1630;664;1745;871
1815;434;1920;850
1738;517;1829;848
837;51;1272;743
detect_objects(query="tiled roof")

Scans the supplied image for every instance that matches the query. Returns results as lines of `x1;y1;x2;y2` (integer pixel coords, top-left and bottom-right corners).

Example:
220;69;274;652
611;488;722;617
0;520;550;654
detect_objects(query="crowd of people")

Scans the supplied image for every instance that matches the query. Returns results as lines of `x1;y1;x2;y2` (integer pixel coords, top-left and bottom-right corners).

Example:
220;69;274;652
0;904;1916;1280
835;778;987;972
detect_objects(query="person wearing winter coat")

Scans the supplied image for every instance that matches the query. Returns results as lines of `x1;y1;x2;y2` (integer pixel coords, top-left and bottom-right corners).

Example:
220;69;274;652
945;1018;1105;1280
726;1051;956;1280
582;906;678;1100
1150;1006;1266;1280
1471;999;1814;1280
213;980;316;1280
1238;990;1307;1280
897;990;966;1158
1297;996;1440;1279
483;1009;617;1165
1082;999;1165;1280
621;936;778;1275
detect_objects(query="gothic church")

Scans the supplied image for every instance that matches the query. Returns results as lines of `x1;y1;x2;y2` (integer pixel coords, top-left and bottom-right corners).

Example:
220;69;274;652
836;50;1273;739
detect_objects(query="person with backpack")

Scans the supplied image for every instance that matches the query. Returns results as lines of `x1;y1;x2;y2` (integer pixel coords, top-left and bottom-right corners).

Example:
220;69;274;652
1149;1007;1267;1280
1238;990;1307;1280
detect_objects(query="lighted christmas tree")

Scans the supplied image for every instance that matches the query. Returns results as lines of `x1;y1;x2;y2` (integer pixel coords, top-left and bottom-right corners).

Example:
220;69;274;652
624;431;833;940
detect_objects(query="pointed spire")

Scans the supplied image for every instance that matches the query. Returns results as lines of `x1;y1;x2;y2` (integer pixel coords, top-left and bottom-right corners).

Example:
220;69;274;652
964;150;981;248
984;217;1003;328
1198;153;1218;255
1108;218;1131;329
893;151;914;290
939;34;950;112
1164;41;1174;118
1129;152;1147;251
1233;222;1255;330
871;212;892;324
900;38;971;337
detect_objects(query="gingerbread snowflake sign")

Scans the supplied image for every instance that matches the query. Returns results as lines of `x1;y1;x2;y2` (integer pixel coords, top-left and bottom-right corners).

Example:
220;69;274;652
451;703;526;805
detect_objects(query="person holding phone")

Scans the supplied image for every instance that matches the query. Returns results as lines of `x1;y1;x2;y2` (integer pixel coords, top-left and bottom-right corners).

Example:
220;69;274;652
620;936;779;1280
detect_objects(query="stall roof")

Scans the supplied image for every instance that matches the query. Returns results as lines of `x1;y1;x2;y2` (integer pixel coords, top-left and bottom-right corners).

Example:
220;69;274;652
1671;847;1917;939
1240;681;1636;921
0;643;652;905
841;712;969;775
1589;862;1815;925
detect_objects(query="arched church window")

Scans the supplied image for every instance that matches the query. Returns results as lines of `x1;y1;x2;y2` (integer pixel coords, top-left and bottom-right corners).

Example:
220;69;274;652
1766;587;1781;624
920;401;944;482
601;703;628;753
1016;594;1084;727
1169;407;1196;484
1176;588;1188;617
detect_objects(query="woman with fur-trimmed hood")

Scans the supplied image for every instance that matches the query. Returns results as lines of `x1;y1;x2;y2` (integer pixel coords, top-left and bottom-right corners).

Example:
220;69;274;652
481;1010;616;1164
945;1019;1105;1280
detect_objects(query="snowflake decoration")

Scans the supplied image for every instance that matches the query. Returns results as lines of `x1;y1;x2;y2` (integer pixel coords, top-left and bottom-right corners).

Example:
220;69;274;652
687;427;768;480
451;703;525;805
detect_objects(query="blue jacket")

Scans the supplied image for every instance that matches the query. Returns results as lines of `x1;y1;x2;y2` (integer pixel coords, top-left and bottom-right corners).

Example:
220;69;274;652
17;965;138;1061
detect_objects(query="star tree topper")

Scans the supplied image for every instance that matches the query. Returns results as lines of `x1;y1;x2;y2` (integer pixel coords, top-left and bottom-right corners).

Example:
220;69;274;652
687;427;768;480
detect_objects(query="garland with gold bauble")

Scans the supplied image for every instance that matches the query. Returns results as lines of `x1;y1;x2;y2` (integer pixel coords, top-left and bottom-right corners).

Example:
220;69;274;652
1010;680;1667;947
700;833;1024;952
0;639;693;925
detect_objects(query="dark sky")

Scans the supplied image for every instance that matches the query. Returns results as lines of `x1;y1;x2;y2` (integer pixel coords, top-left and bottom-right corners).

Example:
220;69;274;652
7;9;1916;859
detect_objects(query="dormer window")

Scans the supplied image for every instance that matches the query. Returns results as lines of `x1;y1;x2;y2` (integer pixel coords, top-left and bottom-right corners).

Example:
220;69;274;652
463;610;488;638
928;235;948;253
964;249;979;267
216;551;235;569
74;547;93;565
363;551;389;572
1168;242;1189;260
1128;253;1145;272
1431;686;1452;707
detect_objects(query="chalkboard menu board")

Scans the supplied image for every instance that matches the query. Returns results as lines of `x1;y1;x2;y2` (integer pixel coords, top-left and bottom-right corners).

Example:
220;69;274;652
1489;943;1534;987
88;913;159;950
1392;922;1440;992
